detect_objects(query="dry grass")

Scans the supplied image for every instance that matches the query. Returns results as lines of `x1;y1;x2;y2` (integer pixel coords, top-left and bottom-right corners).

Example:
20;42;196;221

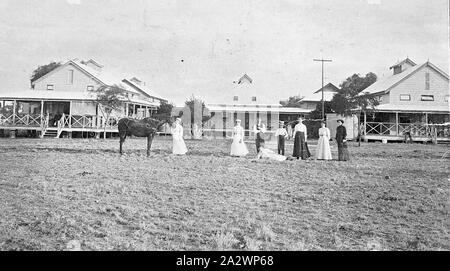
0;137;449;251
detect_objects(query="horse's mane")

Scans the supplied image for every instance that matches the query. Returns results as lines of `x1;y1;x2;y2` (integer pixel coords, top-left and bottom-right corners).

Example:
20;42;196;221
142;117;170;129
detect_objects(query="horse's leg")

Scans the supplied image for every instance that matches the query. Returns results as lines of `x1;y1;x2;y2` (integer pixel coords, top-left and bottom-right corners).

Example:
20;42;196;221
147;134;154;156
119;132;127;154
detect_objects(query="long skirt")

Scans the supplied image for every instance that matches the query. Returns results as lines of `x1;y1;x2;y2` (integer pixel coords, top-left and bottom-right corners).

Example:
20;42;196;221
255;133;265;153
337;141;350;161
173;136;188;155
293;132;310;159
316;136;332;160
230;136;249;156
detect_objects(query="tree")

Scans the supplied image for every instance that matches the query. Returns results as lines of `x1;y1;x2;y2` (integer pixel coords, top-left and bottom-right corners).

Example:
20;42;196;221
280;95;303;107
183;95;215;139
309;101;333;120
30;61;61;87
330;72;379;146
156;101;174;116
330;72;377;116
92;84;128;138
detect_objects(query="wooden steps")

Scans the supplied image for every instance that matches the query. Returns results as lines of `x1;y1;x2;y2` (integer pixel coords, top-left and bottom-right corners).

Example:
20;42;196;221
42;129;58;138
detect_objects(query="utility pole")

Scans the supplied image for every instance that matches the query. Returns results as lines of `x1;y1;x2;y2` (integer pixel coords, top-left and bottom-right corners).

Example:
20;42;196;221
313;58;332;120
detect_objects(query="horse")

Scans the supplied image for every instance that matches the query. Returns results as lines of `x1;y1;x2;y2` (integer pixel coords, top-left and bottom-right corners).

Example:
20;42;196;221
118;115;173;156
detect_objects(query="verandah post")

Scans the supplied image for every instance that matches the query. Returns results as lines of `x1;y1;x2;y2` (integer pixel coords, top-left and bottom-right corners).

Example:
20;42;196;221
363;111;367;142
12;100;16;125
396;112;399;136
69;101;72;129
40;100;44;124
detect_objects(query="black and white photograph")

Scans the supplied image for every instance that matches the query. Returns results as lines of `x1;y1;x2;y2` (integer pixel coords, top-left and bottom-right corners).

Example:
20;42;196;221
0;0;449;254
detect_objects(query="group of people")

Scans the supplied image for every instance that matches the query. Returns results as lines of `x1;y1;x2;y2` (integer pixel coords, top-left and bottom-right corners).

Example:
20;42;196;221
231;117;350;162
170;116;350;162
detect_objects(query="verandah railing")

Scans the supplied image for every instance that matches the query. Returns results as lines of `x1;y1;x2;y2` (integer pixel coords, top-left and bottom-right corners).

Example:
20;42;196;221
365;122;450;138
0;113;121;131
0;113;43;127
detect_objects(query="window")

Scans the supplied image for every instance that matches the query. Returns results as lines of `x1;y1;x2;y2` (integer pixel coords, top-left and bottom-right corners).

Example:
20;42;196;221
425;72;430;90
399;94;410;101
445;96;449;102
87;85;94;91
47;84;54;90
252;96;257;102
421;95;434;101
233;96;238;101
67;70;74;84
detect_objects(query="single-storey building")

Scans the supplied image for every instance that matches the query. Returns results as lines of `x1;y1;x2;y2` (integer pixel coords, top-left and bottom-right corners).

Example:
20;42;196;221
297;83;339;112
200;74;310;140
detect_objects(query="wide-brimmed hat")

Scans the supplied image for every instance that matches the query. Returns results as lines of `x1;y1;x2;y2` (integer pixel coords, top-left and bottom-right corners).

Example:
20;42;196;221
236;119;241;122
337;119;344;123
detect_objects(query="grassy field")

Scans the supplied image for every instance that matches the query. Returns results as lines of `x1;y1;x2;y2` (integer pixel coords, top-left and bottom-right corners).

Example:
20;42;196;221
0;136;449;251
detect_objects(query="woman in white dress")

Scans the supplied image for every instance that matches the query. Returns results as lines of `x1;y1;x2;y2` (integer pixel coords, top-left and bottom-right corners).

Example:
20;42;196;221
171;118;188;155
257;147;287;162
316;121;332;160
230;119;248;156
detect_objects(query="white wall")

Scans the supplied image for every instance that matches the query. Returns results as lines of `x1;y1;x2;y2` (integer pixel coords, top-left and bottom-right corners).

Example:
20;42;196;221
389;65;449;106
33;63;101;92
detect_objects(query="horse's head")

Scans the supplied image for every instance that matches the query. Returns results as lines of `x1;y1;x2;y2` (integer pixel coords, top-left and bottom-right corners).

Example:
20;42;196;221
151;113;177;127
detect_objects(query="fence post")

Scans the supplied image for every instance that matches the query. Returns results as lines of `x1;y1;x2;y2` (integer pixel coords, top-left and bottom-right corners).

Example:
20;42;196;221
12;100;16;125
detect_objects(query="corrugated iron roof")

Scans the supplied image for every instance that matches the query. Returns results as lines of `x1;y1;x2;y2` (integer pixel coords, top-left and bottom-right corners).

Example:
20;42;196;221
366;103;449;113
361;61;449;96
300;91;335;102
206;104;311;113
0;90;159;107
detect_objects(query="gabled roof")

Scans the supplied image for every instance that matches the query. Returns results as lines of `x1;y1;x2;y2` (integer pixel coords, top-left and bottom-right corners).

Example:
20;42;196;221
300;91;336;102
31;59;102;86
361;61;449;96
122;78;167;102
30;59;153;97
237;74;252;84
389;58;416;70
313;82;340;94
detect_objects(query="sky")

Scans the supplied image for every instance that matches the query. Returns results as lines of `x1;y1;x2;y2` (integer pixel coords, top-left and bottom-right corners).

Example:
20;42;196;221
0;0;448;105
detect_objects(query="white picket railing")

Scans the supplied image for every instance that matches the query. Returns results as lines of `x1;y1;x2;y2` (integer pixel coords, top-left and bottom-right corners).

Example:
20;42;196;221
365;122;448;138
0;113;42;127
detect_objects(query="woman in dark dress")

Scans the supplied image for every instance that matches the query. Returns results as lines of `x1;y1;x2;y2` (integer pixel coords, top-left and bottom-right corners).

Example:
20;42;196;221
336;119;350;161
253;118;266;153
292;117;311;159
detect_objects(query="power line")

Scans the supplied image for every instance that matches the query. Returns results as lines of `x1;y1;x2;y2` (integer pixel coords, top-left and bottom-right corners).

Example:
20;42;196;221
313;58;332;120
